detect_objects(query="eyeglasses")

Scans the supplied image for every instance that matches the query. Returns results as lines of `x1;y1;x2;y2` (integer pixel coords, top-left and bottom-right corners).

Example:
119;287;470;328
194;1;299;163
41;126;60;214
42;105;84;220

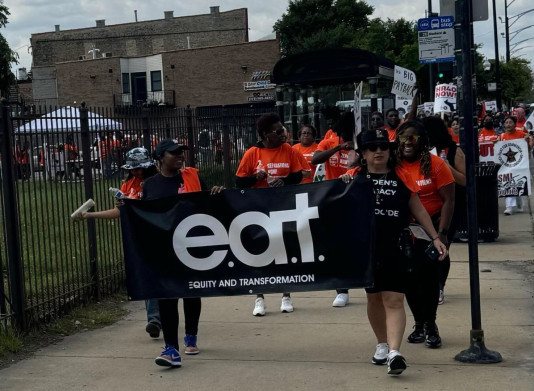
398;134;420;143
365;143;389;152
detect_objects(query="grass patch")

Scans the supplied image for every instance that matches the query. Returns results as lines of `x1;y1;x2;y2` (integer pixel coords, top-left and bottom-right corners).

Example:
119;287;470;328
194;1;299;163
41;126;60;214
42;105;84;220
0;328;23;357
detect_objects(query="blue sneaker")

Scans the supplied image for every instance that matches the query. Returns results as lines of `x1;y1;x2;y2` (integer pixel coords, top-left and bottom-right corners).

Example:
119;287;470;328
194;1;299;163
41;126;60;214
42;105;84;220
155;346;182;367
184;334;199;355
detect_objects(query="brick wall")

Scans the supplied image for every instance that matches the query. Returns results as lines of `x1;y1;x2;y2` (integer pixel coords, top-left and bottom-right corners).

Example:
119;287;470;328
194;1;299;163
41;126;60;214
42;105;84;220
31;8;248;67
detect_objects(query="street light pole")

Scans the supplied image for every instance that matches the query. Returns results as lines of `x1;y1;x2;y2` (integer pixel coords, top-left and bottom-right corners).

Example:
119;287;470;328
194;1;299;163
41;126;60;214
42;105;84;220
492;0;502;110
505;0;510;61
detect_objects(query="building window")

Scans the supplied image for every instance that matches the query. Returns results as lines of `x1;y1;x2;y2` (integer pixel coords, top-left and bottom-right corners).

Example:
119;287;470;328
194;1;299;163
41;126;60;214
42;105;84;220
122;73;130;93
151;71;162;91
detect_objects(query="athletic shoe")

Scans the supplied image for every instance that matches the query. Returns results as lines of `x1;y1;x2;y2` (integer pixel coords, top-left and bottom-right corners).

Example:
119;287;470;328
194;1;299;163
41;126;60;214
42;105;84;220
280;296;294;313
253;297;266;316
155;346;182;367
372;343;389;365
504;207;513;215
387;354;407;375
438;289;445;305
425;322;442;349
145;322;161;338
70;199;95;220
407;324;425;343
516;205;524;213
184;334;199;355
332;293;349;307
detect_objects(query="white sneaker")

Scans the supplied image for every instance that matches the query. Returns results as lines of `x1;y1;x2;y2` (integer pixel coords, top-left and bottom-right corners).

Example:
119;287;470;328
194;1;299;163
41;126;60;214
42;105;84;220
280;296;294;313
332;293;349;307
504;207;513;215
372;343;389;365
253;297;266;316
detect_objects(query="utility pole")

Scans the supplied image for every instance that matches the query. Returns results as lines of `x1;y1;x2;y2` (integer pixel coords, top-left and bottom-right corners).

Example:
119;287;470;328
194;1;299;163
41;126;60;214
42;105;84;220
492;0;502;110
504;0;510;61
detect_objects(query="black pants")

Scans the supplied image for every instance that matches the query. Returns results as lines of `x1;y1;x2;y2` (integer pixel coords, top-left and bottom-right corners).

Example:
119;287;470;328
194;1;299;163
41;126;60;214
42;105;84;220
159;297;201;348
405;240;440;325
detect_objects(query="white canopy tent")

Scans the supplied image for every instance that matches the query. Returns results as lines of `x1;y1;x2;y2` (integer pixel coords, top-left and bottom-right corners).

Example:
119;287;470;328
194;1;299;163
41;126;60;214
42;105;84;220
15;106;123;133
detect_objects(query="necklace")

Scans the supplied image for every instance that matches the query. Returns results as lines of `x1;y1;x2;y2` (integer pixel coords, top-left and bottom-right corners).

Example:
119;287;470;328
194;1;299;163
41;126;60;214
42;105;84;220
369;171;389;205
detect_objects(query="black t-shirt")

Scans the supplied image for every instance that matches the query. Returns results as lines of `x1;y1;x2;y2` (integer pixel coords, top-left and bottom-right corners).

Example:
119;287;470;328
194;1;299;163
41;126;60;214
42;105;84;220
366;171;412;267
142;172;207;200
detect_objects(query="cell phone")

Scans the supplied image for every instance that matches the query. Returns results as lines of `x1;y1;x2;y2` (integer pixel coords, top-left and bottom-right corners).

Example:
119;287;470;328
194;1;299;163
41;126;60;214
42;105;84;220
425;244;441;260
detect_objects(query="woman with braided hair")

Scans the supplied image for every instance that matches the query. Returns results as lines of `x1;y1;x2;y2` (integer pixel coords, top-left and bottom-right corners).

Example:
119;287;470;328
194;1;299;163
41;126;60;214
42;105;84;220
396;121;455;349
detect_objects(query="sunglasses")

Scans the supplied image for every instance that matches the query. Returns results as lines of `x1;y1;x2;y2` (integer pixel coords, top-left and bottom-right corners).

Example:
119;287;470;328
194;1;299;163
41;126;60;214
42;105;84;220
268;128;285;135
398;134;420;143
365;143;389;152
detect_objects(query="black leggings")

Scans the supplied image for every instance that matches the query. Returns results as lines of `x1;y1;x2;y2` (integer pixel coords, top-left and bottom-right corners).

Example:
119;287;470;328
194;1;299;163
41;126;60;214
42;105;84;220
405;240;440;325
159;297;201;348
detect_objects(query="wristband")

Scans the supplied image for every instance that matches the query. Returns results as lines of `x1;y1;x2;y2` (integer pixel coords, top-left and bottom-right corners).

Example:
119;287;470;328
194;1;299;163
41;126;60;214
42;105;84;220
432;236;439;241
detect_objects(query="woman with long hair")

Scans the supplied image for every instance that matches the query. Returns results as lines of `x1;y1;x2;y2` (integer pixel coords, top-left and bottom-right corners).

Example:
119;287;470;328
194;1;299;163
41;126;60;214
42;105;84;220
340;128;447;375
396;120;455;349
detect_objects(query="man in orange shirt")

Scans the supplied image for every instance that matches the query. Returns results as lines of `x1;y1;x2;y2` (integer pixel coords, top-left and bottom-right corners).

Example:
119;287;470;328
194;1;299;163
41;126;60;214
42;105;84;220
478;115;499;143
292;124;318;183
383;109;401;141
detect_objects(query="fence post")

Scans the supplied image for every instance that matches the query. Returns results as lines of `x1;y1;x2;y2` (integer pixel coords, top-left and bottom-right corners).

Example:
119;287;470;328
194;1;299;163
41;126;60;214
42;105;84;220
186;105;196;168
141;108;151;153
0;99;26;331
79;103;100;301
221;106;232;188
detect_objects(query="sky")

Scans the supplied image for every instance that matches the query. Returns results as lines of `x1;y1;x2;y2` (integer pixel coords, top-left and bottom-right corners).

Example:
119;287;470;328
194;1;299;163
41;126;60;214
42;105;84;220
2;0;534;79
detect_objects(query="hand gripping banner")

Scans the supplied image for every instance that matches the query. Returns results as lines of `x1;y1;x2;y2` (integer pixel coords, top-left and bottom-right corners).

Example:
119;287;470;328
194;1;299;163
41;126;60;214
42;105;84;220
120;178;375;299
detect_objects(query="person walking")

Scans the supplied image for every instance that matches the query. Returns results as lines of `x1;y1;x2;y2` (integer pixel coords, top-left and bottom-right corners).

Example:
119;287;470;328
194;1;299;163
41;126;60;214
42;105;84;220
292;124;318;183
143;139;224;367
235;113;306;316
340;128;447;375
396;120;455;349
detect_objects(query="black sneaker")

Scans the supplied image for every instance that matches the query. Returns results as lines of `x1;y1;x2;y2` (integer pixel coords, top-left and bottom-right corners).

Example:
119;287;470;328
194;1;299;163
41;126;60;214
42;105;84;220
387;354;407;375
407;324;425;343
424;322;442;348
145;322;161;338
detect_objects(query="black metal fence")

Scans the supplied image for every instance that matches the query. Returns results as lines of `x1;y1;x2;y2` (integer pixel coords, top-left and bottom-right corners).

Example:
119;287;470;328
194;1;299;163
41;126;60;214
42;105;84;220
0;102;274;332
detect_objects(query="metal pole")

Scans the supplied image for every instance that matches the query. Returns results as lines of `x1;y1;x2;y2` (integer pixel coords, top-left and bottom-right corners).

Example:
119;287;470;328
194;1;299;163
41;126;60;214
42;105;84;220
454;0;501;364
505;0;510;62
221;106;232;188
428;0;434;100
0;100;26;331
79;103;100;301
289;87;298;141
492;0;502;110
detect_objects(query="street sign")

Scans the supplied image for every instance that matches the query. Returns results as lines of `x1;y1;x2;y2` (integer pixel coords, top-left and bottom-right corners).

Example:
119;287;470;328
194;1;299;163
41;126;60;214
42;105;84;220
440;0;488;22
418;16;455;64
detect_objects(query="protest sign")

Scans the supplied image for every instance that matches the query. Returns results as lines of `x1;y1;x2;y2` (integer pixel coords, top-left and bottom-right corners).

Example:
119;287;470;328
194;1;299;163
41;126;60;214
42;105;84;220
391;65;417;99
434;83;457;113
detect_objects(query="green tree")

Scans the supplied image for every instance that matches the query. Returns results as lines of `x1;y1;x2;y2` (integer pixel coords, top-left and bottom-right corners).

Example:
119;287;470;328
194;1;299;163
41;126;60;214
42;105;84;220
0;1;18;96
273;0;375;57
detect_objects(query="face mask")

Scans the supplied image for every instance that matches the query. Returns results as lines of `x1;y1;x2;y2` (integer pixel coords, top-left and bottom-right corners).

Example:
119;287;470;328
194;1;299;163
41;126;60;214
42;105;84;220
484;121;494;129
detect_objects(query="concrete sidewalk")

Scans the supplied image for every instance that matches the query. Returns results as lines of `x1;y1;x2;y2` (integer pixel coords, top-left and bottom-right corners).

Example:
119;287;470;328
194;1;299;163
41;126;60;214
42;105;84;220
1;197;533;390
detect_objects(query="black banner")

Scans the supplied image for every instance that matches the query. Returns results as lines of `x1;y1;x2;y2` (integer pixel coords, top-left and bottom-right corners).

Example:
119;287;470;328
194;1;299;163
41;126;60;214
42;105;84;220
120;178;375;299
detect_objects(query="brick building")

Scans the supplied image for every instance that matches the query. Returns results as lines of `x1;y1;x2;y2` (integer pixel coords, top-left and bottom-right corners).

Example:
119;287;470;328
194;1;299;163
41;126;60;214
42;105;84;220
30;6;260;107
54;38;280;108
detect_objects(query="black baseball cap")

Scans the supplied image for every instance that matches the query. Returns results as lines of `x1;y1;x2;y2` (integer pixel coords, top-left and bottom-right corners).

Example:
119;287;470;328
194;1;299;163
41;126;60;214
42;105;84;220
154;139;189;158
361;129;390;147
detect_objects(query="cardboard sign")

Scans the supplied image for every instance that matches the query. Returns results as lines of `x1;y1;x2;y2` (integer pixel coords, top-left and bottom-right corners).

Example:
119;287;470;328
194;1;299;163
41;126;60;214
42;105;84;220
392;65;417;99
434;83;457;113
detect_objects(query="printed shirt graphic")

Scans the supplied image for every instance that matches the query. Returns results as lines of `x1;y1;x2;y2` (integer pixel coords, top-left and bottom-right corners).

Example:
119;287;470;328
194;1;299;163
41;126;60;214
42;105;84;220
292;142;318;184
121;176;143;199
401;154;454;217
499;130;525;141
478;129;498;143
316;137;350;180
235;143;307;188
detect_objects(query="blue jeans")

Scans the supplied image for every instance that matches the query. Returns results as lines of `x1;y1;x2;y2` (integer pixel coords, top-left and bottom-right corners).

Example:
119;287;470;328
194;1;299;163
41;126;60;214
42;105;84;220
145;299;160;325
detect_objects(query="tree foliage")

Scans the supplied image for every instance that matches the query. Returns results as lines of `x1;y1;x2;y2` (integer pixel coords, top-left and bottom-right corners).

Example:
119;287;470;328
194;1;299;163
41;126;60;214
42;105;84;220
0;0;18;96
273;0;374;57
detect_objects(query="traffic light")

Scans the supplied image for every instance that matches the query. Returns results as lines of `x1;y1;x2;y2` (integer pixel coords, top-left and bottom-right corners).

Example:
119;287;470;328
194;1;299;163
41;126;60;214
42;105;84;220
436;62;453;83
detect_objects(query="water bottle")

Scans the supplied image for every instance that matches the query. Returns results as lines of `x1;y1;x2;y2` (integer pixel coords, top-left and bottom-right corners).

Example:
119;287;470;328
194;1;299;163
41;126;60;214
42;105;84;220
109;187;124;198
439;150;447;161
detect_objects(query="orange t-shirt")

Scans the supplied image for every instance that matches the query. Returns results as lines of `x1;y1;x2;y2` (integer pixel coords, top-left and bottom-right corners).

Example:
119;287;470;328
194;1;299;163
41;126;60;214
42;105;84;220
316;137;350;180
121;176;143;199
346;166;420;195
235;143;307;188
478;129;498;143
380;126;398;142
401;154;454;217
499;130;525;141
448;128;460;144
516;118;526;132
323;129;335;140
292;143;318;184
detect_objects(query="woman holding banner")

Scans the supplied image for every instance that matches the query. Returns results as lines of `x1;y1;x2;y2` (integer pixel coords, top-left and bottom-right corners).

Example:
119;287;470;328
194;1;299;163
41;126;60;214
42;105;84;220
499;116;533;215
235;113;306;316
340;128;447;376
143;139;224;367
